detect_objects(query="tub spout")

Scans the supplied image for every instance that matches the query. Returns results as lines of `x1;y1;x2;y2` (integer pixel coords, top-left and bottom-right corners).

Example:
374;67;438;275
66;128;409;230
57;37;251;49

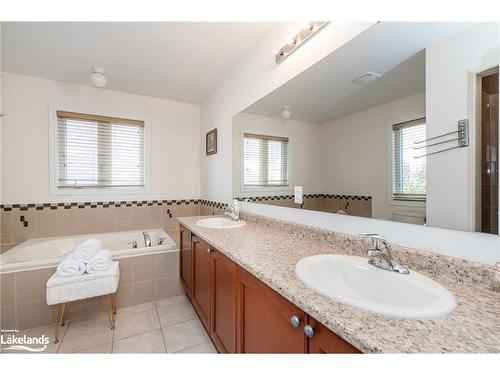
142;232;152;247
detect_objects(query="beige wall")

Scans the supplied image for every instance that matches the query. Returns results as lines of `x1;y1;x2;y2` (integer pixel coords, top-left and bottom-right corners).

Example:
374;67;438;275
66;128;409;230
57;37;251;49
0;200;201;251
320;92;426;222
1;73;201;204
232;112;322;197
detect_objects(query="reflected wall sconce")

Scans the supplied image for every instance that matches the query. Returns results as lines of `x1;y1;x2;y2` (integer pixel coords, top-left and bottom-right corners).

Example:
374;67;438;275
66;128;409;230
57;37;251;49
274;22;329;64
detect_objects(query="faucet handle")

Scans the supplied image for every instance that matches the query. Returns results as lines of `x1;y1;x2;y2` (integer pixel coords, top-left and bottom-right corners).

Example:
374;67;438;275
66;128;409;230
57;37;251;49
360;233;387;241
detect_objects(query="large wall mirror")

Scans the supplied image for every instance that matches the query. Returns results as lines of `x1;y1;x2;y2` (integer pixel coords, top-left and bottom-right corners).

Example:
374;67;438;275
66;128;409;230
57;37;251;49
232;22;499;234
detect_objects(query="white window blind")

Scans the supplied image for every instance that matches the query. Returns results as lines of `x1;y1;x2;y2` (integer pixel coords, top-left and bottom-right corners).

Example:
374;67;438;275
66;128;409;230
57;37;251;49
392;118;426;202
243;133;289;186
56;111;145;188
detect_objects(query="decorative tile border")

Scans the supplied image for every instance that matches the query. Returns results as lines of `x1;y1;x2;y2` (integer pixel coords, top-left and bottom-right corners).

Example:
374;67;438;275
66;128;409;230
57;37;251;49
0;199;201;212
236;193;372;202
200;199;228;210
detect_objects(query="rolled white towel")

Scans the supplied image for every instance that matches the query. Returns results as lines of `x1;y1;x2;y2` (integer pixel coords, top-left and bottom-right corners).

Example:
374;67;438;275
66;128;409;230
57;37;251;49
74;238;102;263
56;253;85;277
85;249;112;274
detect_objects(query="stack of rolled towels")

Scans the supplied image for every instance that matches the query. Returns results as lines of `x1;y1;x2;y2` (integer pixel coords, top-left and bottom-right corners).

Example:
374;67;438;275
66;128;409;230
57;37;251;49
56;238;112;277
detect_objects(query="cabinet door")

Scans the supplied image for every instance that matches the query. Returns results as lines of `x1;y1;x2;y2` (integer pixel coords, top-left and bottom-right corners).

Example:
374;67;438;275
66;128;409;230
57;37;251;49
236;267;307;353
192;235;211;331
179;225;192;298
306;317;360;353
210;250;237;353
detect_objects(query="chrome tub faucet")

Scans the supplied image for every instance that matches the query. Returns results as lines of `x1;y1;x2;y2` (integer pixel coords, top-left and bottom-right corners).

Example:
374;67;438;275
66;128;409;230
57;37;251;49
361;234;409;274
142;231;152;247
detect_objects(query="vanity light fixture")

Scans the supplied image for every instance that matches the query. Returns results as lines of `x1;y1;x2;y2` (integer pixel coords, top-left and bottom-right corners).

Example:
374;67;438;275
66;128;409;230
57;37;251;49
274;22;329;64
281;106;292;119
91;67;107;88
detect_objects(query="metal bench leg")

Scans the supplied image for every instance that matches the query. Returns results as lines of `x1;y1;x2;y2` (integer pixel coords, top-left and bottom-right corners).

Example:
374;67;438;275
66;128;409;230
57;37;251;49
111;293;117;315
102;295;115;330
54;303;67;344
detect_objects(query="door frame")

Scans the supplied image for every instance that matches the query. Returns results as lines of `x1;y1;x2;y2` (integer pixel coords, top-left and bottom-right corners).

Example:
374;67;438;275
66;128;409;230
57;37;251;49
468;65;499;233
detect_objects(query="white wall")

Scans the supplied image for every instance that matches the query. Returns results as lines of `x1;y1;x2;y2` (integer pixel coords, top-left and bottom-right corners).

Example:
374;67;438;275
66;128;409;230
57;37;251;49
1;73;201;203
232;112;322;197
320;92;426;221
426;23;500;231
200;22;375;203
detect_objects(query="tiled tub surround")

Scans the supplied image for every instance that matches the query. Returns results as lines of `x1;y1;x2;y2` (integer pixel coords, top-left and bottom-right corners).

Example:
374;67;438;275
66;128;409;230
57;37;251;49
0;199;227;253
178;213;500;353
0;251;182;331
237;194;372;218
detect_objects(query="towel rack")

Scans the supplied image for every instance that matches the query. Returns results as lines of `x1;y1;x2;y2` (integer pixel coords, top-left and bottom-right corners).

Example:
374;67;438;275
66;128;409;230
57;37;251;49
414;119;469;158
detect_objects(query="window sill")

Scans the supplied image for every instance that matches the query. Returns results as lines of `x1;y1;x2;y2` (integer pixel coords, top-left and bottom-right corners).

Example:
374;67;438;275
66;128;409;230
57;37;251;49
240;185;293;195
50;186;151;196
389;200;426;208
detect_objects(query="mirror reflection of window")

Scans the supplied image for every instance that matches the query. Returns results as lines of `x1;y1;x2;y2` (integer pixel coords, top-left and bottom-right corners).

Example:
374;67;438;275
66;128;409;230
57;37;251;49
243;133;289;187
392;118;426;202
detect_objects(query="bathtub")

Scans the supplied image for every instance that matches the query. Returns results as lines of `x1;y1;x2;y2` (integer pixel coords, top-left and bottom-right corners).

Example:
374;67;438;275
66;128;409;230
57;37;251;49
0;228;177;273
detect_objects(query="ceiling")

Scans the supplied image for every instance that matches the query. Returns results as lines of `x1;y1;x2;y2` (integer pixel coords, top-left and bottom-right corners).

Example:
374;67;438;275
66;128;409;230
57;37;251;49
245;22;473;124
1;22;274;104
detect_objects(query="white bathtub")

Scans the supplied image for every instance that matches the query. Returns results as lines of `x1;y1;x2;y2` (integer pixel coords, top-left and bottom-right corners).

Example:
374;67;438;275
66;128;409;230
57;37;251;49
0;228;177;273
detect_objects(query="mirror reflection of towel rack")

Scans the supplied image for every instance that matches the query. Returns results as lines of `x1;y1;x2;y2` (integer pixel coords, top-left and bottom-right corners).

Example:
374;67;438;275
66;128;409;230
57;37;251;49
414;119;469;158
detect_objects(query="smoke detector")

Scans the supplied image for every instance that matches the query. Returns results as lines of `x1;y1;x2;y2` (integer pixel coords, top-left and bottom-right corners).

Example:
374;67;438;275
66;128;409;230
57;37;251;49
351;72;381;85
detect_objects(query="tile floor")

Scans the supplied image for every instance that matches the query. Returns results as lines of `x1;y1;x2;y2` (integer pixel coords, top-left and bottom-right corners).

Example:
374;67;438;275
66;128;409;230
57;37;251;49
0;294;217;354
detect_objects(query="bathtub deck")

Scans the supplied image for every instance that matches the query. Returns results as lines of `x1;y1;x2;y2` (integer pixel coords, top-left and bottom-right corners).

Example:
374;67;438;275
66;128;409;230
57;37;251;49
0;294;216;354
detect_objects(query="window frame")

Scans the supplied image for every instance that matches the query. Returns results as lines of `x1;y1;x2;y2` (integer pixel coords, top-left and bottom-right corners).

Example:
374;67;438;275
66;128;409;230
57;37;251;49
49;105;151;196
239;130;293;194
389;117;427;206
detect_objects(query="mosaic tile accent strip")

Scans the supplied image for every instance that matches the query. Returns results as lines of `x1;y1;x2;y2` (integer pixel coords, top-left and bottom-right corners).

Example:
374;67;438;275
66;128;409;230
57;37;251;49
0;199;201;212
199;200;229;210
236;193;372;202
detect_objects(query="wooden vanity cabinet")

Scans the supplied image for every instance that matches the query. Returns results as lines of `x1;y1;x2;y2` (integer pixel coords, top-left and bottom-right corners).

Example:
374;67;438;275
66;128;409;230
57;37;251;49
236;267;308;353
210;249;237;353
179;226;361;354
306;317;361;354
179;225;193;299
191;235;212;331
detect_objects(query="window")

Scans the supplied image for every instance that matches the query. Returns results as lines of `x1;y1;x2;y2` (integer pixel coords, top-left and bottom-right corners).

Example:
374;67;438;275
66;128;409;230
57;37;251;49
243;133;289;186
392;118;426;202
55;111;145;189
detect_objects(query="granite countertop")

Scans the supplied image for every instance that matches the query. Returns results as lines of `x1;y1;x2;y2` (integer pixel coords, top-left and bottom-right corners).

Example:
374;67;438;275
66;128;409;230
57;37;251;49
178;214;500;353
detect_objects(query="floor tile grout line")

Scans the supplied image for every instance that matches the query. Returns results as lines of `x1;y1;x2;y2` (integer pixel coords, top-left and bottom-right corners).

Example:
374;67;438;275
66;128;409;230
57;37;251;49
56;320;71;354
172;338;213;354
154;302;168;353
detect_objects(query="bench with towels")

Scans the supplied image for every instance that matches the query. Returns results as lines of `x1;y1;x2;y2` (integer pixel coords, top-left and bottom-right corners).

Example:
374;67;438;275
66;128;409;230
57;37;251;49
46;238;120;343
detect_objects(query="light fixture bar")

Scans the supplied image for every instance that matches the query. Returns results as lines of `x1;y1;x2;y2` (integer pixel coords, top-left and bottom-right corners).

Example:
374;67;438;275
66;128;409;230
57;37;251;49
274;22;329;64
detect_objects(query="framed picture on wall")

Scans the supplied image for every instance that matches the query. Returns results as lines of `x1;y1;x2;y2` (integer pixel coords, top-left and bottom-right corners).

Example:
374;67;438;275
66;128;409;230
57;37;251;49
206;128;217;155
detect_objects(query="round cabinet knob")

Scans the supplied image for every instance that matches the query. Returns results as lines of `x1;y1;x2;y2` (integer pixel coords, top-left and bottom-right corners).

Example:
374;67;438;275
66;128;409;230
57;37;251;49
304;325;315;338
290;315;300;328
207;247;212;254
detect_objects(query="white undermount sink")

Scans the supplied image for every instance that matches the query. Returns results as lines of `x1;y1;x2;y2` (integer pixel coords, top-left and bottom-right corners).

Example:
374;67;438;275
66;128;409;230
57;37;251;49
196;217;246;229
295;254;457;319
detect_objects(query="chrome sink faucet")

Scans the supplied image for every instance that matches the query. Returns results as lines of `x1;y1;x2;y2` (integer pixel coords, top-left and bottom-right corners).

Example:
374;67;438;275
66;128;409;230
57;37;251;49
224;199;240;221
142;231;152;247
361;234;409;274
